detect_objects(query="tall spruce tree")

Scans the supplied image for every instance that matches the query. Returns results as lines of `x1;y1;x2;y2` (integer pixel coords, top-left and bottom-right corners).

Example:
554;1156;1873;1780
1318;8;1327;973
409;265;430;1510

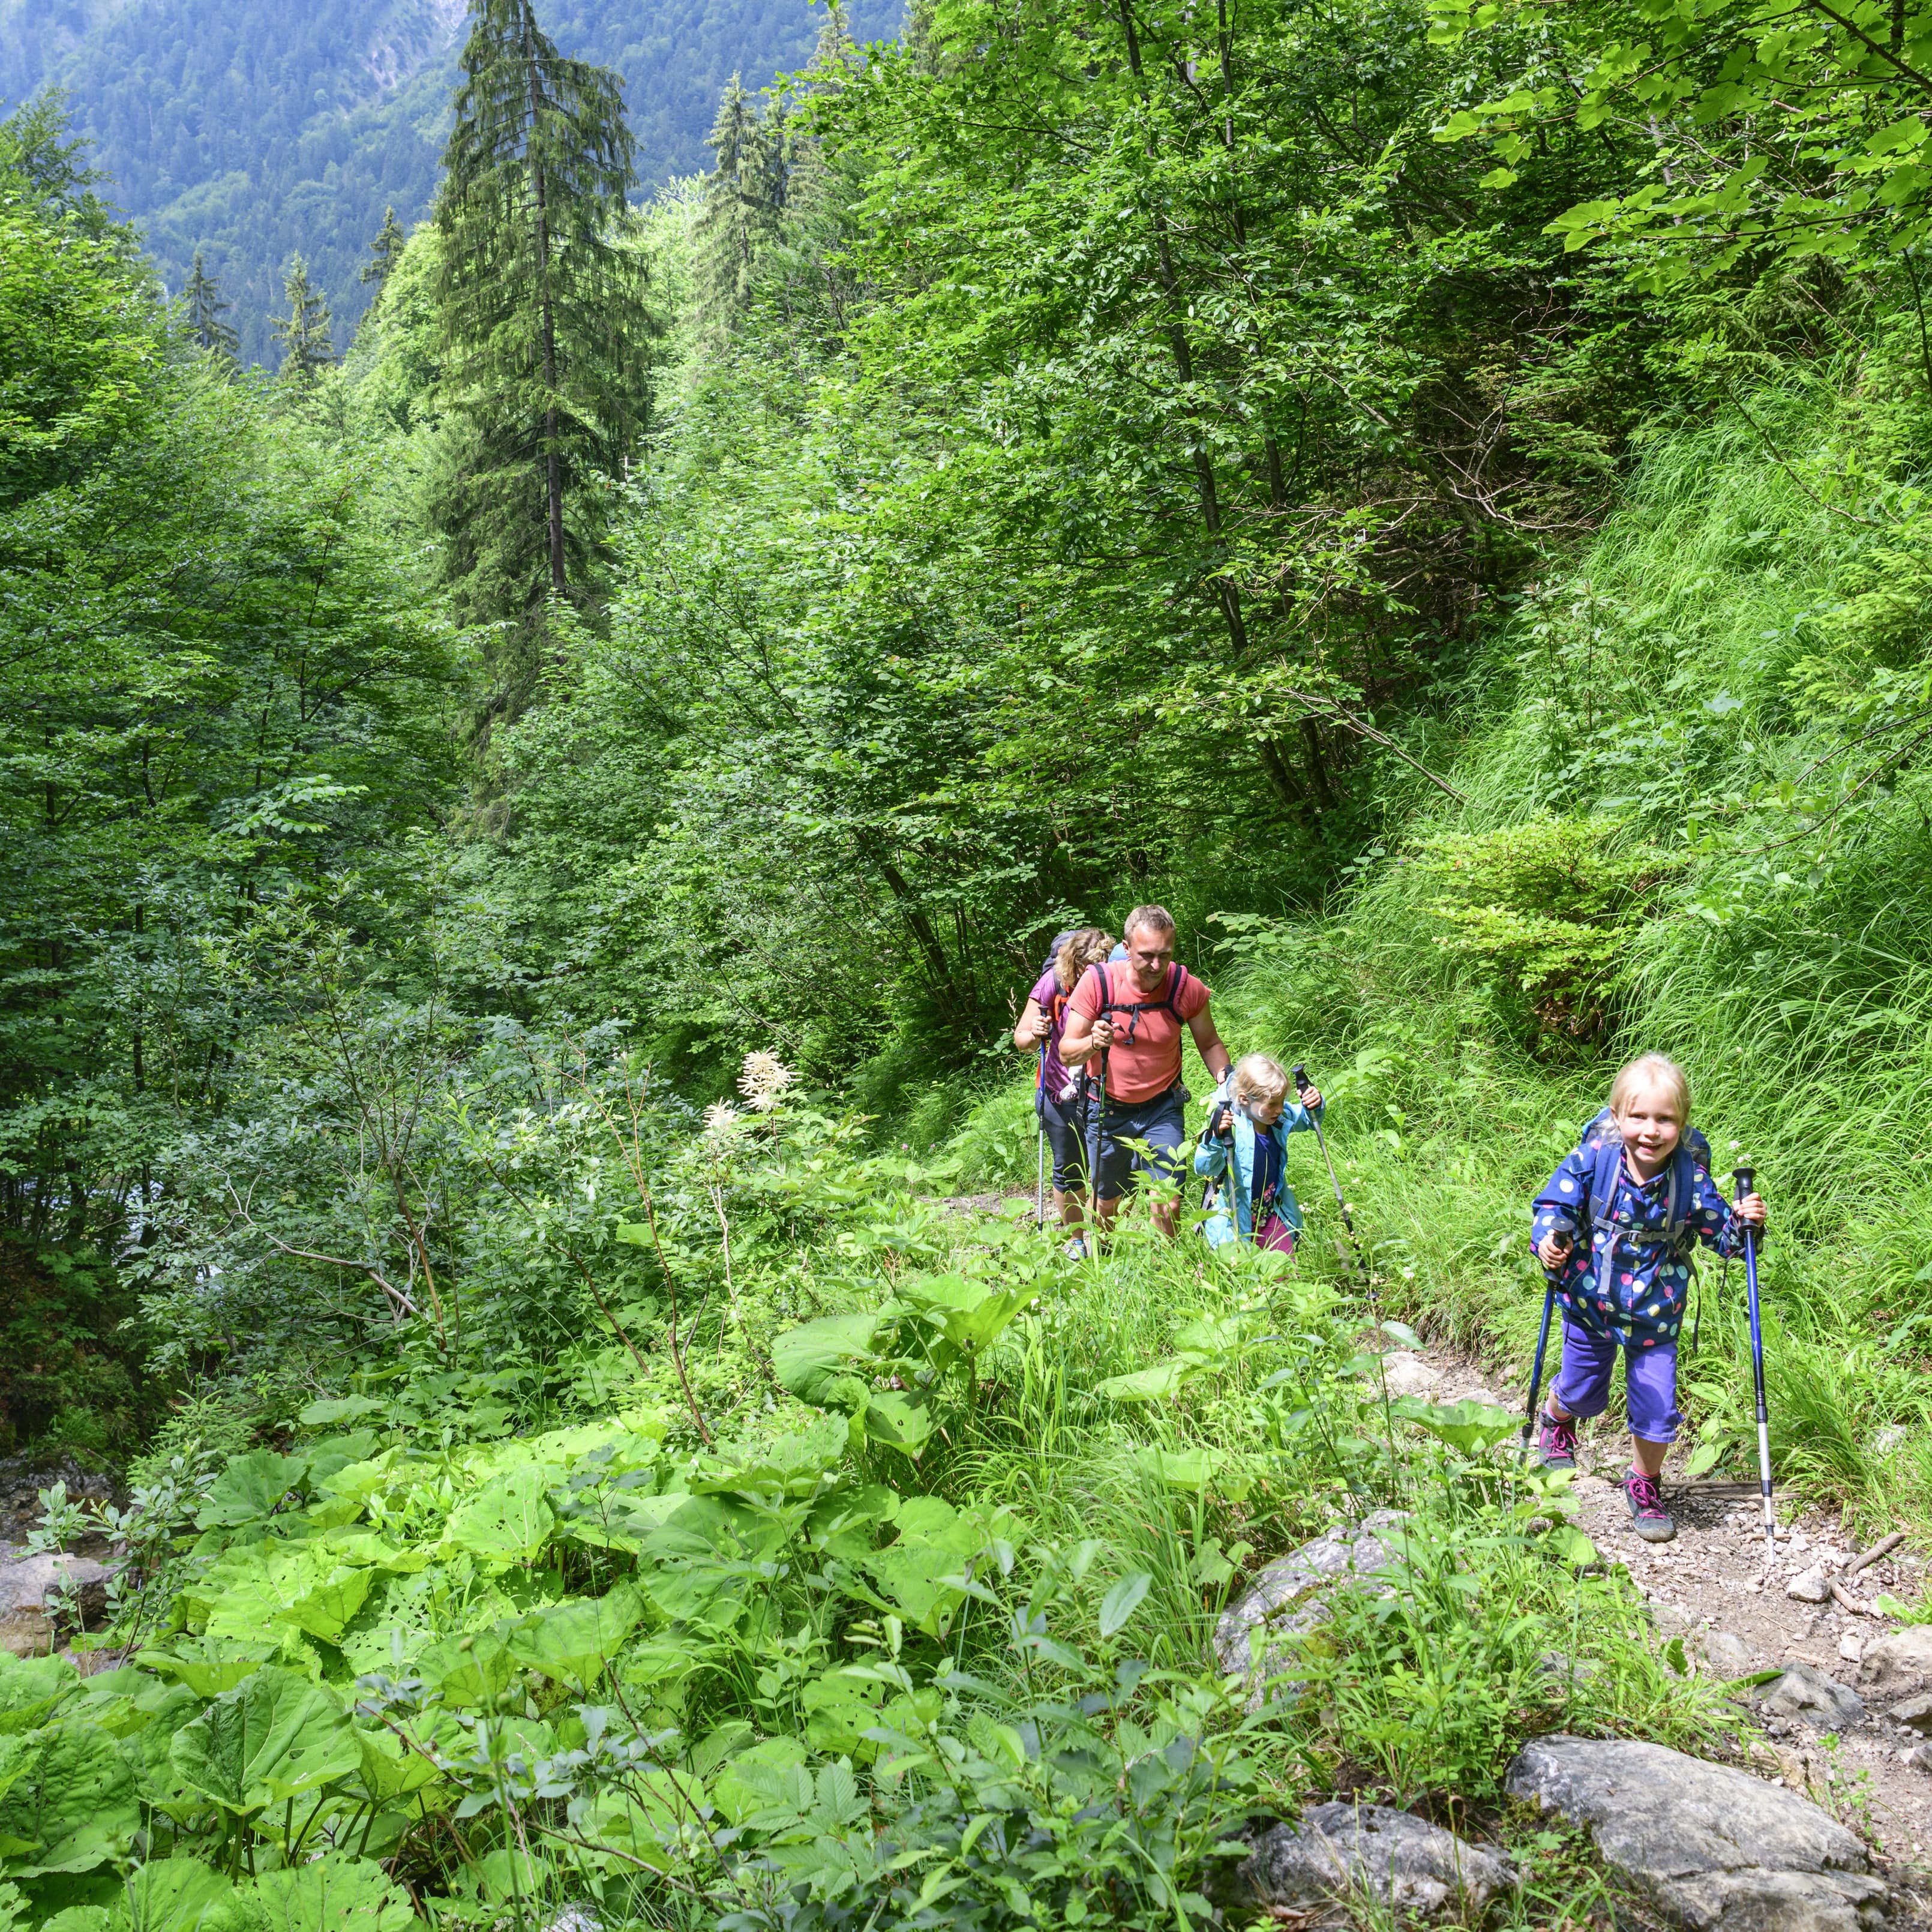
694;74;784;331
361;206;408;289
271;253;334;385
433;0;653;632
184;250;238;364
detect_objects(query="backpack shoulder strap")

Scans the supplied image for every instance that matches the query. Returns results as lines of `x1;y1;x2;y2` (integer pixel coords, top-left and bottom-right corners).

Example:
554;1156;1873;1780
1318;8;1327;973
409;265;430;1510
1087;961;1113;1011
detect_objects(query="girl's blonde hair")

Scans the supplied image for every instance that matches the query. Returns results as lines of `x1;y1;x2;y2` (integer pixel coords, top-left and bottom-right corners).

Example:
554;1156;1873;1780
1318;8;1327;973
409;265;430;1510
1054;927;1115;991
1232;1052;1291;1109
1610;1052;1691;1122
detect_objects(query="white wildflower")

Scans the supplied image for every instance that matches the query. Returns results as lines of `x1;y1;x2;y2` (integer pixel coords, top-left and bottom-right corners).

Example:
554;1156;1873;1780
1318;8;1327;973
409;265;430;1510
737;1051;797;1113
703;1102;742;1138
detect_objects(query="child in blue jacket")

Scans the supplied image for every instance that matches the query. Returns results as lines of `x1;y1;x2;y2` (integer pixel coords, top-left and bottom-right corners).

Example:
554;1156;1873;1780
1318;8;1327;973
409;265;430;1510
1195;1054;1323;1252
1531;1053;1766;1544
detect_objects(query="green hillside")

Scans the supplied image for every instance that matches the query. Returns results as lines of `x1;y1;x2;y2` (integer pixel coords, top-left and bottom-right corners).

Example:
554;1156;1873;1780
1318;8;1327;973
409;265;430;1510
1;0;896;363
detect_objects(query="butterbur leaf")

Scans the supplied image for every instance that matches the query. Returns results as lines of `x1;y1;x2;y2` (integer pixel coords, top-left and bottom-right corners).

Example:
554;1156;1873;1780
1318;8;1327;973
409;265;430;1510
0;1720;139;1876
415;1628;516;1709
0;1654;77;1735
1098;1572;1151;1639
1394;1398;1519;1456
137;1639;278;1699
443;1468;554;1564
1132;1447;1221;1491
857;1388;932;1456
195;1450;308;1529
119;1856;238;1932
248;1855;413;1931
167;1667;359;1815
504;1582;643;1691
772;1314;883;1408
1095;1360;1194;1402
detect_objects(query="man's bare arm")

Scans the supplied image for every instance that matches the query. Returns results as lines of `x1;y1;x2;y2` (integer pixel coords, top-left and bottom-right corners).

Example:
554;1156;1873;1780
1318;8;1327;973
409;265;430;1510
1189;1006;1232;1083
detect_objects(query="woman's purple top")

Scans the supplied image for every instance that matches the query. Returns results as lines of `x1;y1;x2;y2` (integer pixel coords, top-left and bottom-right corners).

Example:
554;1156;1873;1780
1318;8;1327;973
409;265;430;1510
1030;968;1079;1102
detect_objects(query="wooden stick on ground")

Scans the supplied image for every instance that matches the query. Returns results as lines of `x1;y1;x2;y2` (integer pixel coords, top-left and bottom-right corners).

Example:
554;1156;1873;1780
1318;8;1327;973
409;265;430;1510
1830;1580;1885;1618
1845;1531;1907;1580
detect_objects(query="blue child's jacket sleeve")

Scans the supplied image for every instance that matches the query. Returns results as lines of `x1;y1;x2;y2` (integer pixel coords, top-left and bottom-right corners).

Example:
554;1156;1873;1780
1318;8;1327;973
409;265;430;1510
1282;1097;1321;1136
1194;1135;1229;1180
1531;1148;1592;1247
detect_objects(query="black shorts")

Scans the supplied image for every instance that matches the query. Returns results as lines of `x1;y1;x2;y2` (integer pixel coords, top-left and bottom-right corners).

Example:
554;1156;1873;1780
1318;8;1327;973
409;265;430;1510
1093;1082;1187;1202
1039;1084;1091;1192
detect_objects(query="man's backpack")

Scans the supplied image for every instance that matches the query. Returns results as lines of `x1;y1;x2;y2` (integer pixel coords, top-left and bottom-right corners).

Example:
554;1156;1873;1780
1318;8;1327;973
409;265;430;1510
1570;1108;1714;1303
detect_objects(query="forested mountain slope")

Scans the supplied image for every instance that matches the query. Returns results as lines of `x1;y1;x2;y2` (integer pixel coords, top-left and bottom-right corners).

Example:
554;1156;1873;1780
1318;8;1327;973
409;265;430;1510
11;0;1932;1920
0;0;894;361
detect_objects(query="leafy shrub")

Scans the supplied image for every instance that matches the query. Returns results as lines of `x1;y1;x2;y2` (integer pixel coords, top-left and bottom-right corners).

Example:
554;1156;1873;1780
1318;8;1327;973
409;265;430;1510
1409;817;1679;1044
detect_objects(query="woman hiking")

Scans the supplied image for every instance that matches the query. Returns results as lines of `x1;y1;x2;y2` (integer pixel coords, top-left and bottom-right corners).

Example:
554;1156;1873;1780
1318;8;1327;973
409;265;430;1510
1013;927;1116;1243
1531;1053;1766;1544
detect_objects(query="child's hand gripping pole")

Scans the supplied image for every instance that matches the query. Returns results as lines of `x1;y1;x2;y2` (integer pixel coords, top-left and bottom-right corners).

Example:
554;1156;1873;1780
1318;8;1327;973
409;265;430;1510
1291;1064;1373;1303
1735;1164;1776;1561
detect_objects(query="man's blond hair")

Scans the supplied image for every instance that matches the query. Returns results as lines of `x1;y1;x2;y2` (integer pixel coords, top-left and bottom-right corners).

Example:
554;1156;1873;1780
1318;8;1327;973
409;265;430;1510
1123;904;1176;944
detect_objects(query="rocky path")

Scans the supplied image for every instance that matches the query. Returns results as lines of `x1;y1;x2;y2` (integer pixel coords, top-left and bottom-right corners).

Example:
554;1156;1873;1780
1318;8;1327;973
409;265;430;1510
1391;1340;1932;1913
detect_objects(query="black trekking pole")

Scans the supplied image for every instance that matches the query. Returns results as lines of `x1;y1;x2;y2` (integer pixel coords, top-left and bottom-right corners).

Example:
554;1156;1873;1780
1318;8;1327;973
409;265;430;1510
1735;1165;1776;1561
1292;1065;1373;1301
1082;1036;1109;1255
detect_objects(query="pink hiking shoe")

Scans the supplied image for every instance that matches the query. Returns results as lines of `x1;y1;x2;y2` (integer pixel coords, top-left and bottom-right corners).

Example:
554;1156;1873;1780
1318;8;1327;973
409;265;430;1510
1622;1468;1676;1543
1537;1409;1577;1471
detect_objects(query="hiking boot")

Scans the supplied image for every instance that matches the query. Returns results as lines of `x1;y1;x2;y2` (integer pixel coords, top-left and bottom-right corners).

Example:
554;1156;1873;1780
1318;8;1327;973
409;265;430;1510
1063;1235;1089;1261
1537;1409;1578;1471
1622;1469;1676;1543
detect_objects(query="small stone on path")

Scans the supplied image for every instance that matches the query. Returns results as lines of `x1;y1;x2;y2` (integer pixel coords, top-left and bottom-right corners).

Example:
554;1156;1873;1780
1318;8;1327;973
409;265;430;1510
1376;1350;1441;1397
1889;1693;1932;1735
1701;1630;1754;1679
1507;1733;1888;1929
1226;1804;1515;1920
1860;1625;1932;1694
1788;1567;1831;1603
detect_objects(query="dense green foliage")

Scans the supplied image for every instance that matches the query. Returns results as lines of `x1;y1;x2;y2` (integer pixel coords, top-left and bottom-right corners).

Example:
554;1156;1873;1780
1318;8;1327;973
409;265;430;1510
16;0;1932;1916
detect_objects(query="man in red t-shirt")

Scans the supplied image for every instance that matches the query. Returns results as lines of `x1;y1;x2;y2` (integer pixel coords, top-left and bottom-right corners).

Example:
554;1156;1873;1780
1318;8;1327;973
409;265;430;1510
1060;904;1231;1237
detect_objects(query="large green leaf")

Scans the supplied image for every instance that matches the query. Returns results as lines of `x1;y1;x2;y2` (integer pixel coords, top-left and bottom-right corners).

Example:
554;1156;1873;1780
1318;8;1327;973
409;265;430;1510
119;1856;238;1932
167;1667;359;1816
414;1628;515;1709
892;1273;1034;1357
503;1582;643;1692
856;1387;932;1457
1094;1359;1196;1403
0;1654;78;1735
688;1415;849;1500
194;1450;308;1530
137;1639;278;1699
770;1313;882;1408
0;1719;139;1876
248;1855;412;1932
200;1546;374;1646
442;1469;554;1564
1393;1397;1521;1456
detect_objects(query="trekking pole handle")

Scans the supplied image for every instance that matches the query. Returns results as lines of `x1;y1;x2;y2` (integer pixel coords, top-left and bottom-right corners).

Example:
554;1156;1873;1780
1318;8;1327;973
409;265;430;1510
1733;1165;1755;1200
1291;1063;1310;1095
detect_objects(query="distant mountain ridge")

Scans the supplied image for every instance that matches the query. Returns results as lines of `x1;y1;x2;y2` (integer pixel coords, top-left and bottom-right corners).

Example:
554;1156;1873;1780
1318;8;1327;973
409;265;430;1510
2;0;894;364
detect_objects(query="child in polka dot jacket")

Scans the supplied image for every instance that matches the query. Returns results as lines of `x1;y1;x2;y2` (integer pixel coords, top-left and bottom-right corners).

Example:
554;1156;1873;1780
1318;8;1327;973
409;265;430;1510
1530;1053;1766;1544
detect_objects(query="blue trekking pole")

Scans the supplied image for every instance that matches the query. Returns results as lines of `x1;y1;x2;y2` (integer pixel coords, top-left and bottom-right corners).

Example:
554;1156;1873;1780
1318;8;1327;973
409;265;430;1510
1292;1065;1373;1302
1734;1164;1775;1560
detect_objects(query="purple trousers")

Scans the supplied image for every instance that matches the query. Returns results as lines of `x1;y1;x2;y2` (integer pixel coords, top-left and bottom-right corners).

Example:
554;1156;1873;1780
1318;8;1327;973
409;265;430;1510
1552;1322;1680;1443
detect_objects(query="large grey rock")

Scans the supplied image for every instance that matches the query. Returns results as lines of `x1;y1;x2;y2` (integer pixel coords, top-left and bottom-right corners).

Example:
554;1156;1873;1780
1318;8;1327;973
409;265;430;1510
1786;1568;1831;1603
1507;1734;1886;1929
1226;1804;1514;1919
1375;1351;1441;1398
1760;1661;1865;1732
1213;1511;1411;1687
1858;1625;1932;1694
0;1548;114;1658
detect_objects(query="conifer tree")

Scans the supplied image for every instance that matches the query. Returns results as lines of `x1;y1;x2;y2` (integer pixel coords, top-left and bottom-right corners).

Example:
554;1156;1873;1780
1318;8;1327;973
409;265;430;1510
271;253;334;386
361;206;407;289
433;0;653;625
184;250;238;364
694;74;784;330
